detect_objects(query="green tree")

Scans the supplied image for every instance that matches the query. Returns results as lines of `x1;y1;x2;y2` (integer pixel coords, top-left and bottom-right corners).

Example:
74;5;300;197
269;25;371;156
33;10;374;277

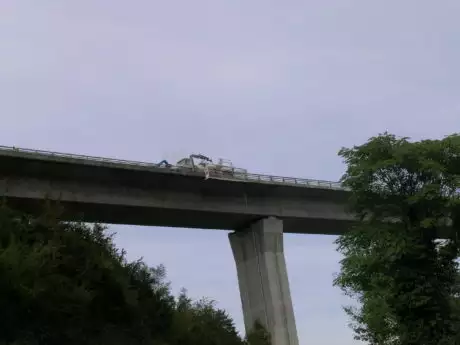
0;204;247;345
0;204;175;345
334;133;460;345
170;289;245;345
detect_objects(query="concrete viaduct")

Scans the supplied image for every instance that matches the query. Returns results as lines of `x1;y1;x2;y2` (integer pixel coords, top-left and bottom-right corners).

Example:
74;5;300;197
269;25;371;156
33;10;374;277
0;146;353;345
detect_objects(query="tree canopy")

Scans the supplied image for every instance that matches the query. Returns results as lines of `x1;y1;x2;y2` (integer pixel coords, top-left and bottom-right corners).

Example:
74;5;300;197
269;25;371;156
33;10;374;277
0;204;270;345
334;133;460;345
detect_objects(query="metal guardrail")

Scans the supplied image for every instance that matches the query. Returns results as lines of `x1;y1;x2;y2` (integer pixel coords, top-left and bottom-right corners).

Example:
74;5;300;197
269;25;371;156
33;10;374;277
0;145;345;190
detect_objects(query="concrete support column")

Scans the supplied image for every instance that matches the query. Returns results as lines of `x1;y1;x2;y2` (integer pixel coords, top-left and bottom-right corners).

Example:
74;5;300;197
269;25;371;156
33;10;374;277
229;217;299;345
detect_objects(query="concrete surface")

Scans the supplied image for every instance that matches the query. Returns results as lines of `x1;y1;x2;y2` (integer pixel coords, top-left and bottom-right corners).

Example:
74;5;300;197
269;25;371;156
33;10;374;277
229;217;298;345
0;148;354;235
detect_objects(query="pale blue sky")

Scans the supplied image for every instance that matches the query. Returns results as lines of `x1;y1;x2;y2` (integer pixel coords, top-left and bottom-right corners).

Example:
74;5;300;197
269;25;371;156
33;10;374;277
1;1;459;344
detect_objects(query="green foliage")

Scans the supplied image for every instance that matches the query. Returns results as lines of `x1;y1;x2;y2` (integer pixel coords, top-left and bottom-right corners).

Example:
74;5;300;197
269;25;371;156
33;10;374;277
170;289;244;345
334;133;460;345
0;204;245;345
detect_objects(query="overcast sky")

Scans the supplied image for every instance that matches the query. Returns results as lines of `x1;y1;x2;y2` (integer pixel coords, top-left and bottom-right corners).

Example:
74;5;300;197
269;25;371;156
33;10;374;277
1;1;460;344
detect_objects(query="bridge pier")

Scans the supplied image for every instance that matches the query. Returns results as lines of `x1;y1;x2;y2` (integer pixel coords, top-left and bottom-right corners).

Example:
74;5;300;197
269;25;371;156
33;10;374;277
229;217;299;345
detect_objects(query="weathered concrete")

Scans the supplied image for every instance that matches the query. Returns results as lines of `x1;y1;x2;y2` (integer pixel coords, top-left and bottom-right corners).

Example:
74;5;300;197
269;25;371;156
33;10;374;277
0;150;354;235
0;175;353;234
229;217;298;345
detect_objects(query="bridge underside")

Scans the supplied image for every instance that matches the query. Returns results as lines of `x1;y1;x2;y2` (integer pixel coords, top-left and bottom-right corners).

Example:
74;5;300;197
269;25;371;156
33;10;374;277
4;196;352;235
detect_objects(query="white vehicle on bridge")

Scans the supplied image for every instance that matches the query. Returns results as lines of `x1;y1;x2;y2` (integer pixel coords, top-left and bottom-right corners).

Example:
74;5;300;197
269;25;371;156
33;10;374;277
172;154;248;179
175;154;211;171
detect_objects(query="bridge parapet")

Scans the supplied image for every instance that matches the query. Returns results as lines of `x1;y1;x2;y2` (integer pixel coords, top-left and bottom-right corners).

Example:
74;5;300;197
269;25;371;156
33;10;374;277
0;145;345;191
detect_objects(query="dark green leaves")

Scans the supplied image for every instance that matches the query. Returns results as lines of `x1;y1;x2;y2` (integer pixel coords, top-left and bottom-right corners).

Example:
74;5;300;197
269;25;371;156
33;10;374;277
0;204;249;345
335;133;460;345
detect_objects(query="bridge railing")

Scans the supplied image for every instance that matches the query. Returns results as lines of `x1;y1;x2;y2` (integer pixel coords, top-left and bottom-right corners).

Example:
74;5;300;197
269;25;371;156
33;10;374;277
229;171;344;189
0;145;345;190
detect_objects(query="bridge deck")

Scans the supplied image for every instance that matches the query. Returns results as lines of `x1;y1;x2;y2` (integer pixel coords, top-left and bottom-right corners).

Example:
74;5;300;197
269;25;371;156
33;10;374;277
0;146;352;235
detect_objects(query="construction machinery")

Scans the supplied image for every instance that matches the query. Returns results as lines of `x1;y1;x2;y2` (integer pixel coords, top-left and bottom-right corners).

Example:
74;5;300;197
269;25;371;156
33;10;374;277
176;154;213;171
156;159;172;168
157;154;247;179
